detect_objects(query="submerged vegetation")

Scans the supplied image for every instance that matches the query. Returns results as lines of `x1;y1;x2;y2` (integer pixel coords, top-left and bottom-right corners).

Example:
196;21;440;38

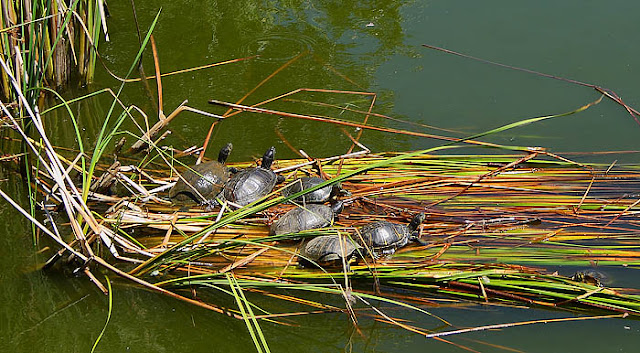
2;2;640;351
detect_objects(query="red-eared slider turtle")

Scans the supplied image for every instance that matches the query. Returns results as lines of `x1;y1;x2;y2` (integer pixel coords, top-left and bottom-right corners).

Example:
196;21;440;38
298;234;360;268
282;176;344;203
270;201;344;236
169;143;233;203
223;146;282;206
357;213;425;257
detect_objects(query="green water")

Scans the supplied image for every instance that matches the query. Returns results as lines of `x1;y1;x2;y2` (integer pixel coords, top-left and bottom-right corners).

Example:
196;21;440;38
3;1;640;352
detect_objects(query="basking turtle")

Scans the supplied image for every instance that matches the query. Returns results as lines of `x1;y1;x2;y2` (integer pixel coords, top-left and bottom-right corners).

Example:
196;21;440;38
298;234;360;268
223;146;282;206
270;201;344;236
169;143;233;204
281;176;344;203
571;269;610;287
357;213;425;257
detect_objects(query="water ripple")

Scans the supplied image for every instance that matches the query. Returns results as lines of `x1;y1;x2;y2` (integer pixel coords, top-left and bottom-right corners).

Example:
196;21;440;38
241;31;317;62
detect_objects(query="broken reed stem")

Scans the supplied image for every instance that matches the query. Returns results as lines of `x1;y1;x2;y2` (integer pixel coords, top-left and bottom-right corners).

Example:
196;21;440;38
425;313;627;339
428;151;540;208
129;100;226;153
92;256;242;318
284;98;462;134
222;51;307;118
150;35;164;119
208;99;526;151
421;43;640;125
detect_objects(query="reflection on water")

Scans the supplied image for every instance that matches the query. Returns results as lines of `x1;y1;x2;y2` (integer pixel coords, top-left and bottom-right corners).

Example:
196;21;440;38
3;0;640;352
241;32;317;62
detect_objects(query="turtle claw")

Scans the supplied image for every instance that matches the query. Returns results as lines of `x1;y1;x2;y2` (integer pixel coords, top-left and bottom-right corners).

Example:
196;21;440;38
412;236;429;246
199;199;219;212
336;183;351;197
338;189;352;197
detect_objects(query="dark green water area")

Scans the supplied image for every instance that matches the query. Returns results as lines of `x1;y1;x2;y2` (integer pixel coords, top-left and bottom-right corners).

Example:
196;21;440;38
2;1;640;352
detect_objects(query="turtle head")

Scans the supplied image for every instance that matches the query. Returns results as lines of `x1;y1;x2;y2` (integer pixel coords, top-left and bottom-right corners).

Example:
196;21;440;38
408;212;425;232
261;146;276;169
331;182;351;198
218;142;233;164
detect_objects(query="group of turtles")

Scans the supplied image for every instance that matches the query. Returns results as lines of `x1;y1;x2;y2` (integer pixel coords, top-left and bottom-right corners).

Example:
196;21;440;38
169;143;282;207
168;144;426;268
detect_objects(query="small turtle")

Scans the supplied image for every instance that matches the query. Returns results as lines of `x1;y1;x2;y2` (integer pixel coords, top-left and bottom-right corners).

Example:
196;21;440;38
281;176;344;203
298;234;360;268
270;201;344;236
223;146;282;206
169;143;233;204
357;213;425;257
571;269;610;287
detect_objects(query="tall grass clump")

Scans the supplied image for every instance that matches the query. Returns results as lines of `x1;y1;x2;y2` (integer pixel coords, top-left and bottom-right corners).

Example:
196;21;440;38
0;0;108;106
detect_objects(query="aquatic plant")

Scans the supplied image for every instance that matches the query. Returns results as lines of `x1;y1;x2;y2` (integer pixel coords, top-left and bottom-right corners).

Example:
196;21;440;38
2;6;640;349
0;0;108;105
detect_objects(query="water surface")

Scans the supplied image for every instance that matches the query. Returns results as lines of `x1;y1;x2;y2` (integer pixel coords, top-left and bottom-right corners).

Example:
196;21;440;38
3;1;640;352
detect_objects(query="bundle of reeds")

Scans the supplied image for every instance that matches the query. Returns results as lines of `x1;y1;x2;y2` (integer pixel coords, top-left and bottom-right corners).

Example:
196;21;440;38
12;110;640;314
0;0;108;104
30;144;640;345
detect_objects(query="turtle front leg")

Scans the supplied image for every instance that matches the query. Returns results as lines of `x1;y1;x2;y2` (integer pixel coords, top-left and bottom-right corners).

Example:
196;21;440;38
199;197;221;212
411;235;430;246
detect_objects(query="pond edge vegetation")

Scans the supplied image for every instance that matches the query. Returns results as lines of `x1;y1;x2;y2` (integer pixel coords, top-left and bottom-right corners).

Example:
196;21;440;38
2;3;640;351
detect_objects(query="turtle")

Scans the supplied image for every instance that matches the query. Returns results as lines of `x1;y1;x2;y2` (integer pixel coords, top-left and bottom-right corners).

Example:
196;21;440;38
298;234;360;268
169;142;233;204
571;269;610;287
357;213;425;257
270;201;344;236
223;146;283;206
281;176;345;203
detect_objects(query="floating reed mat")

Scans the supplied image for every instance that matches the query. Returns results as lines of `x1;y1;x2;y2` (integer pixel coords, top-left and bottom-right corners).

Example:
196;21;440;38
25;148;640;322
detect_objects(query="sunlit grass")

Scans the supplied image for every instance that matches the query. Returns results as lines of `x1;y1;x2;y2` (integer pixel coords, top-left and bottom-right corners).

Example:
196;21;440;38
2;5;640;346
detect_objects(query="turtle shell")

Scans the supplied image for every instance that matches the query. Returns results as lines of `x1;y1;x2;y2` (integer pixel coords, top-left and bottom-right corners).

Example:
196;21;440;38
282;177;333;203
299;234;358;264
270;204;336;235
358;221;410;255
223;167;277;206
571;270;610;287
169;160;230;203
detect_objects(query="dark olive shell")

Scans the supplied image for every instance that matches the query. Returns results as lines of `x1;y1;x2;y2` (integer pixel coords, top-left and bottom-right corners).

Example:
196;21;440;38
358;221;410;255
358;214;424;256
169;160;230;203
571;270;610;287
282;177;333;203
223;167;277;206
270;204;335;235
299;234;358;264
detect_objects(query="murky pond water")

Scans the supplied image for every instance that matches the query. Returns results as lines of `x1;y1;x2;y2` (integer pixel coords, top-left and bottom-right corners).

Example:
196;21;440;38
3;1;640;352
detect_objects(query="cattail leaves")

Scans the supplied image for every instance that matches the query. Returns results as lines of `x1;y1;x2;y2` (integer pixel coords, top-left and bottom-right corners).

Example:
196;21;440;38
0;0;108;104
